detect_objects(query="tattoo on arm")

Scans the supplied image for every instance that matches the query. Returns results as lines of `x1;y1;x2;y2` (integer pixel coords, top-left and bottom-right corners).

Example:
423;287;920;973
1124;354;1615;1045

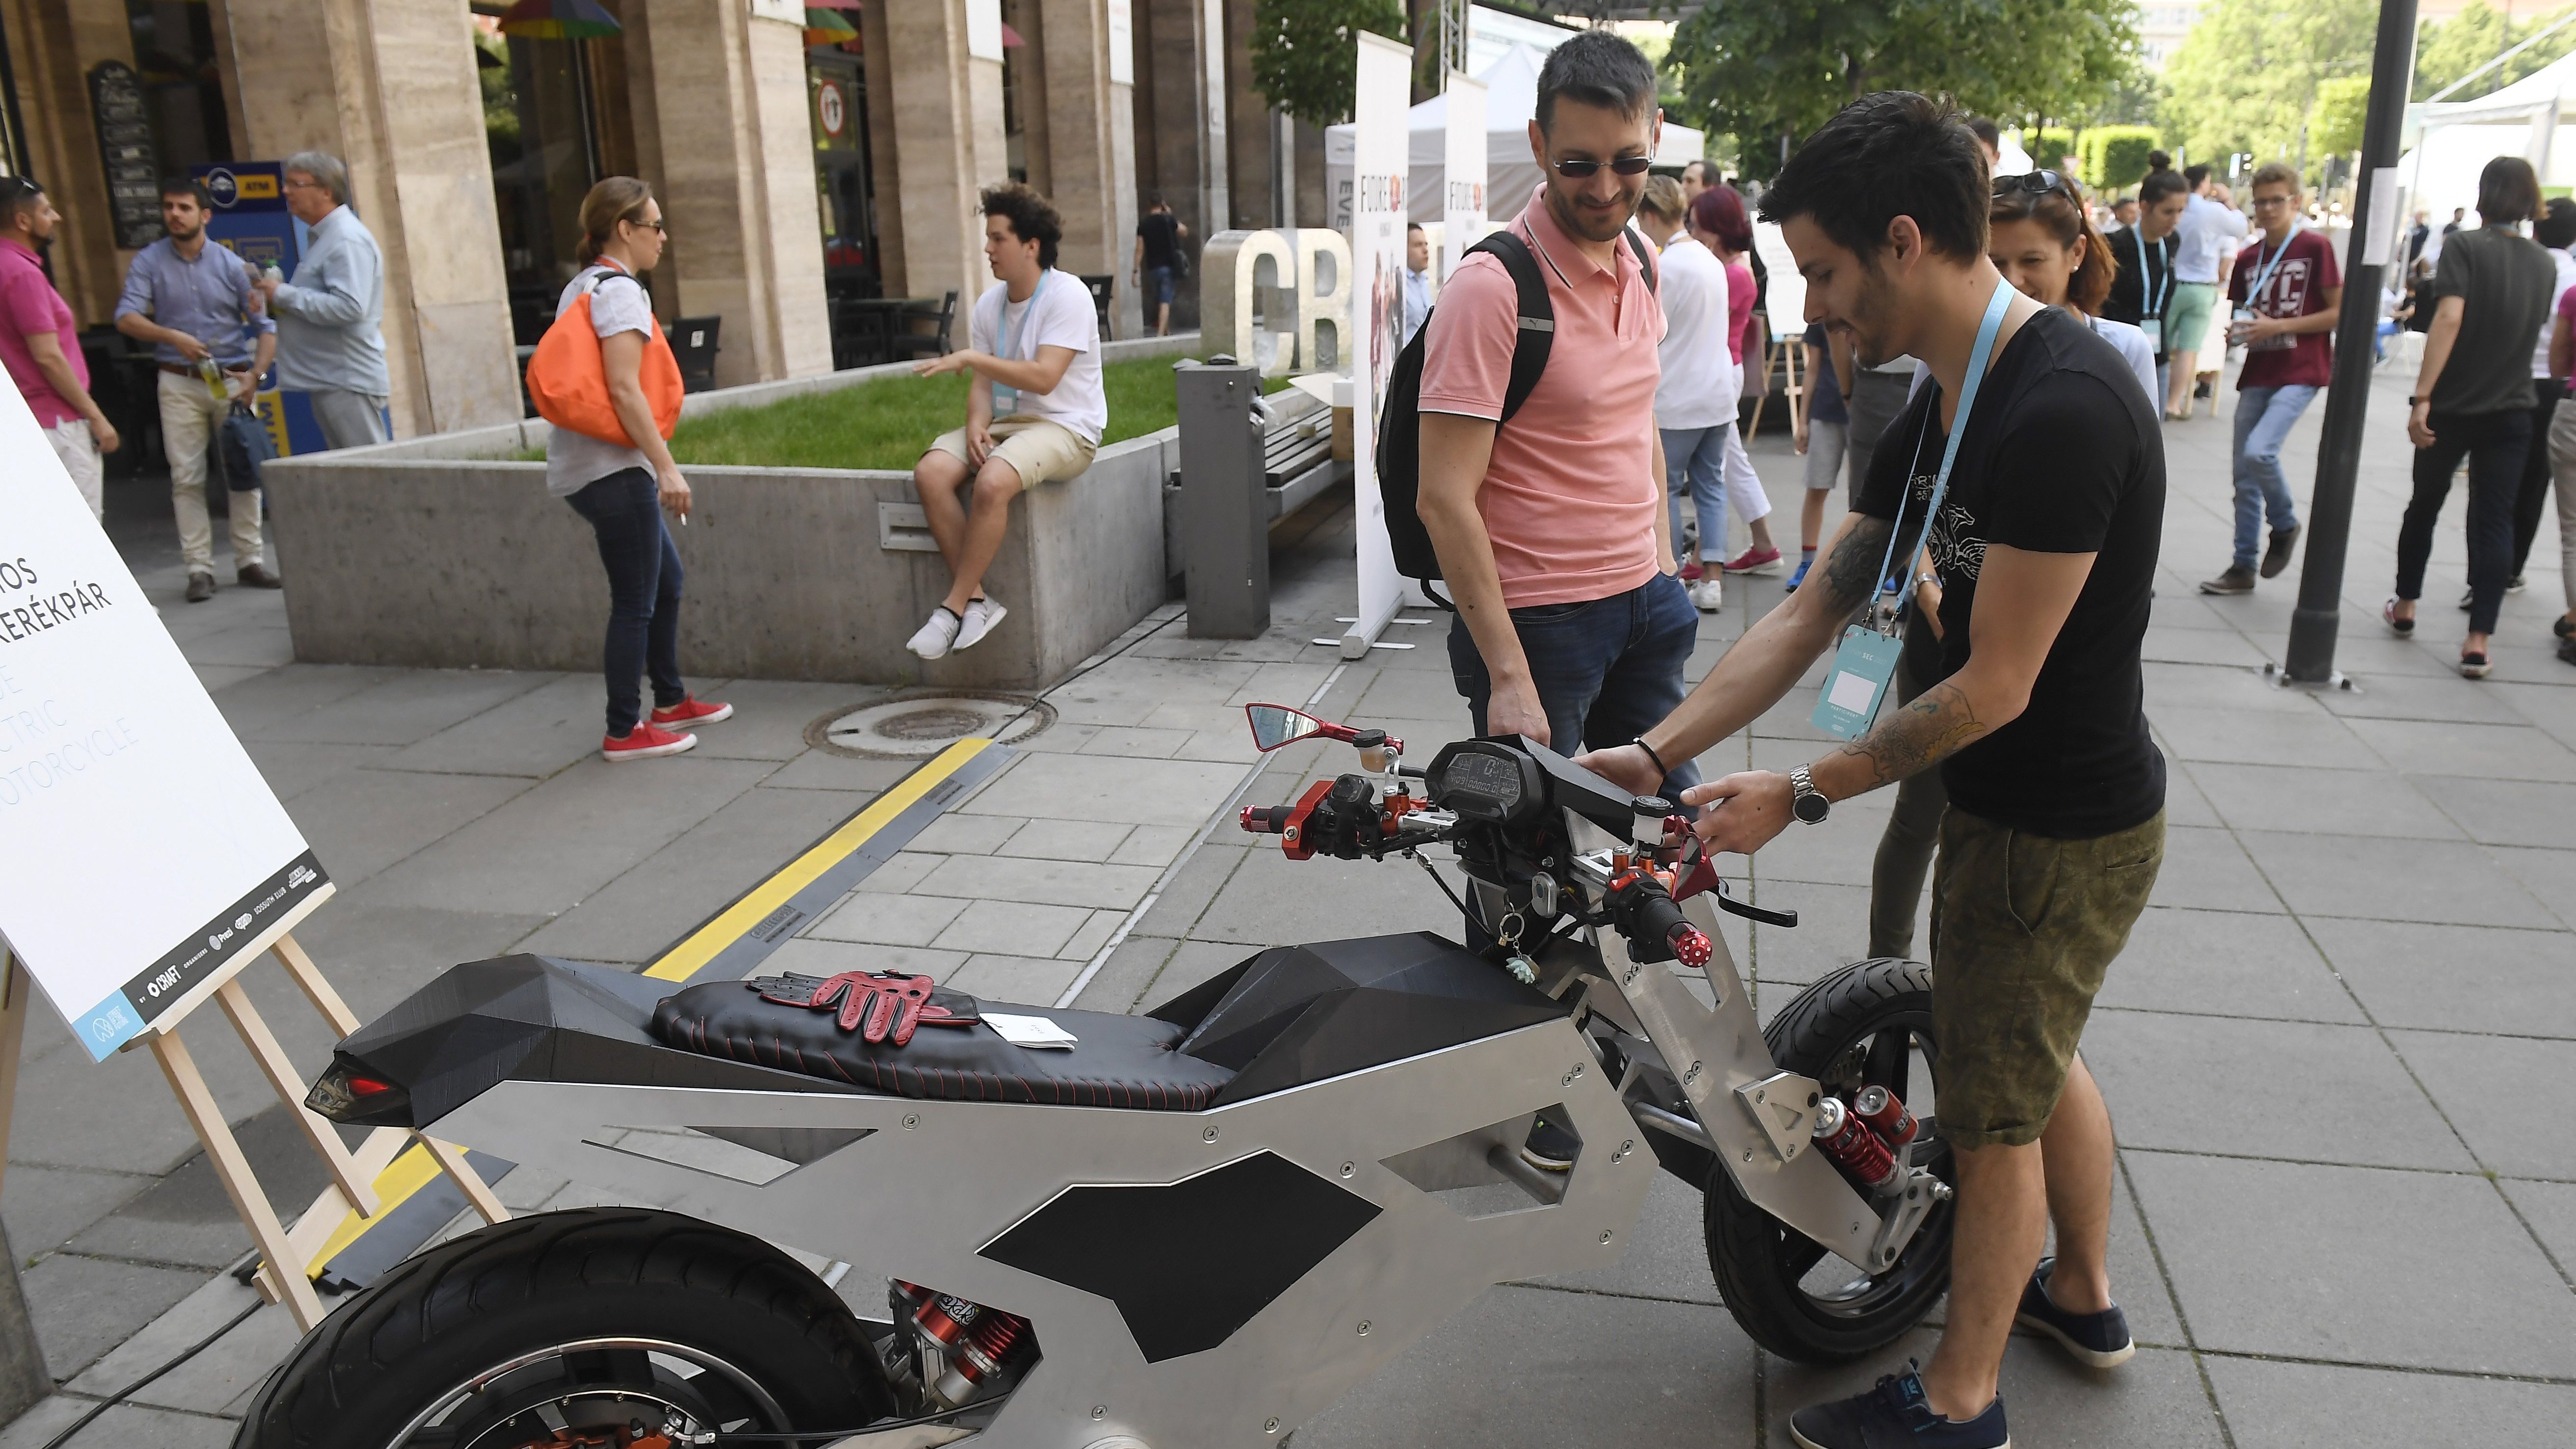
1837;679;1987;790
1817;516;1896;614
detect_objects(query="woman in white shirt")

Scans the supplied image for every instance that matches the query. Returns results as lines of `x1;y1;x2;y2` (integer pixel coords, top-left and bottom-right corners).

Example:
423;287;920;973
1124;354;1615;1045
1634;177;1737;611
1989;171;2161;405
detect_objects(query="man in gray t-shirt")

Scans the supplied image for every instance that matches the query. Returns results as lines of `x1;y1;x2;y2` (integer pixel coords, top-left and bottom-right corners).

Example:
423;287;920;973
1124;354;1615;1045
2395;156;2557;672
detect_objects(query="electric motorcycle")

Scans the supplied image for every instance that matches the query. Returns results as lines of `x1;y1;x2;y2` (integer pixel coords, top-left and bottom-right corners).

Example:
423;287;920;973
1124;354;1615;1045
237;708;1951;1449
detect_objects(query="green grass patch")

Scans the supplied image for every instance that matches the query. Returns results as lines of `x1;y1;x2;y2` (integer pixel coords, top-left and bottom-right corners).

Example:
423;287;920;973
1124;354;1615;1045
513;355;1290;470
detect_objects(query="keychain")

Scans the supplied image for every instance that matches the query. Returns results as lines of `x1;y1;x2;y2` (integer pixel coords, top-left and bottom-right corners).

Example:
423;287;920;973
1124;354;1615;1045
1812;278;2011;740
1494;909;1539;985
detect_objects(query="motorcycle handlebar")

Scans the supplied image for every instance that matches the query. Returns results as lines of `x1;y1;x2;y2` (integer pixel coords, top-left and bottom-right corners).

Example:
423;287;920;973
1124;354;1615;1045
1240;803;1295;834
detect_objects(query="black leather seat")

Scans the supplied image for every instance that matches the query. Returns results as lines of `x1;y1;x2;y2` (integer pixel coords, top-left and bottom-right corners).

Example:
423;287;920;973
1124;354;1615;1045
653;976;1237;1111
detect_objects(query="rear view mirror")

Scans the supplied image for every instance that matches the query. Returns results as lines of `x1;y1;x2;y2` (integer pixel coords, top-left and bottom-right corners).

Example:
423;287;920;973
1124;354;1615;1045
1245;704;1325;752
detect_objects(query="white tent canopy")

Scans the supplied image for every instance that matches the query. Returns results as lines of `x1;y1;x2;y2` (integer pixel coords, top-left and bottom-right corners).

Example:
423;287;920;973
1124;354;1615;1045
1323;45;1705;230
2400;50;2576;229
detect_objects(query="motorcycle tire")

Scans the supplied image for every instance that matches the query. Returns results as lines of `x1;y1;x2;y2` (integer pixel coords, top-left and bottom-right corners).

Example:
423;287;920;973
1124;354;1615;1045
1703;957;1954;1365
232;1206;895;1449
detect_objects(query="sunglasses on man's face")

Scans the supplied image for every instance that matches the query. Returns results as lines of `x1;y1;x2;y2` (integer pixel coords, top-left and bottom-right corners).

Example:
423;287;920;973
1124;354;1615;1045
1551;155;1655;179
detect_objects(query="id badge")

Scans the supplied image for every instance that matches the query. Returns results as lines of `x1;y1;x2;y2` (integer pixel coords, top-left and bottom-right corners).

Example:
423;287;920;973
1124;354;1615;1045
1811;625;1902;739
2138;319;2160;348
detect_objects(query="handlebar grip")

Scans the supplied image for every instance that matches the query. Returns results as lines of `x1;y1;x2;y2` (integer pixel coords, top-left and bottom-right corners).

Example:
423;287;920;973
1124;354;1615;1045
1240;804;1294;834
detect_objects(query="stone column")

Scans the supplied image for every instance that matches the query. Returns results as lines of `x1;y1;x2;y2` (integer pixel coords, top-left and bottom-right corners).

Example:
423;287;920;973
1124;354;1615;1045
0;0;143;324
1040;0;1139;337
859;0;907;297
631;0;832;387
217;0;519;438
883;0;1010;336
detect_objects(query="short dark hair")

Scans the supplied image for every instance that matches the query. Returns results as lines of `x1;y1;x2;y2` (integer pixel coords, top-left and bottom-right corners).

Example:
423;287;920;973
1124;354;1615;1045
2248;161;2299;193
0;175;43;230
1965;116;2001;151
1405;220;1423;233
1534;30;1657;134
2539;196;2576;250
159;173;212;209
1758;90;1986;264
2478;155;2542;225
980;182;1063;270
1683;159;1717;185
2144;149;2171;175
2139;169;2188;206
2182;163;2210;189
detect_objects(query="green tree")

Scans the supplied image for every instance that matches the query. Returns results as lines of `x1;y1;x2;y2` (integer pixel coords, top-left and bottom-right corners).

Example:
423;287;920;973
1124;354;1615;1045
2413;3;2576;102
1663;0;2139;182
2161;0;2375;165
2308;75;2370;157
1246;0;1409;127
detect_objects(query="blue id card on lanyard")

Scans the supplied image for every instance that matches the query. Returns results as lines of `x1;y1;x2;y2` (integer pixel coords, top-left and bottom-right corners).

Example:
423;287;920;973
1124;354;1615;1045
1811;279;2014;740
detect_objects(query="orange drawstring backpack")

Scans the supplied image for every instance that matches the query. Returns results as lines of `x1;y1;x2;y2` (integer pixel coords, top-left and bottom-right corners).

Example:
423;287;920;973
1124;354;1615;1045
525;265;684;444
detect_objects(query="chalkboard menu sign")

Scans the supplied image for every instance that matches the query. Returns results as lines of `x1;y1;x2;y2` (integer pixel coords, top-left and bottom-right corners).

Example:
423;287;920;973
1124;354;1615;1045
87;61;163;250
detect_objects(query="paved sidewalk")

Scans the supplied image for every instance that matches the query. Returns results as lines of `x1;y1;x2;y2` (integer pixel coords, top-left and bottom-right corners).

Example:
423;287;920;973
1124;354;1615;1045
4;359;2572;1446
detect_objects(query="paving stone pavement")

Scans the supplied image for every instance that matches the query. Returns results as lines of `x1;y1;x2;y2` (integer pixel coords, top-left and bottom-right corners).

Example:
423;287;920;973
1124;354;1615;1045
4;357;2572;1445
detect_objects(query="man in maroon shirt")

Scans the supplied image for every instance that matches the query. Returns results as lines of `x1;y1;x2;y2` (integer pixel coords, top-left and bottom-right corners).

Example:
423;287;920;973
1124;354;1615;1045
2201;161;2338;595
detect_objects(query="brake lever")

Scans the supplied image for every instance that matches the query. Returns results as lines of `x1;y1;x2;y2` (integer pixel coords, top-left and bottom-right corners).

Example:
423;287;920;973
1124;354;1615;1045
1712;875;1797;929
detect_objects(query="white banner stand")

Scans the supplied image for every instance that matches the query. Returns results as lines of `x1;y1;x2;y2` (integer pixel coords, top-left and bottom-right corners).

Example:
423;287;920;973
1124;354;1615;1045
1441;72;1488;279
1341;27;1415;660
0;390;499;1332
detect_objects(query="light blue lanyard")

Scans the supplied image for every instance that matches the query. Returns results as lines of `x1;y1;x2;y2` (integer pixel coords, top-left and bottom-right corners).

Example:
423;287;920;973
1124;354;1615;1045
1873;278;2014;625
2243;229;2297;309
2130;226;2171;317
990;271;1052;417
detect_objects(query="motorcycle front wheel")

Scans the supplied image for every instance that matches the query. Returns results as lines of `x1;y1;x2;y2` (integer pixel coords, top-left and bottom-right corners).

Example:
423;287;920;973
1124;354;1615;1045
1703;957;1953;1364
232;1206;895;1449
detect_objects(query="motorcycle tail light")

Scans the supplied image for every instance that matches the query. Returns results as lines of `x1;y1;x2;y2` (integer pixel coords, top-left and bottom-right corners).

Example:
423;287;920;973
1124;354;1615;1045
306;1054;412;1126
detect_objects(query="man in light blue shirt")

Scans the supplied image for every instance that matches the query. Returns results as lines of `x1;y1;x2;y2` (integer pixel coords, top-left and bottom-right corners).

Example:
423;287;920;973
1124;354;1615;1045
1401;222;1433;348
115;174;279;600
254;150;390;449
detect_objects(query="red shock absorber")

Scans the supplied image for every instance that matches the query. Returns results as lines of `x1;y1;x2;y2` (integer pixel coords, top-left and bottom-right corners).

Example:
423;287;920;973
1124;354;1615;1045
1852;1084;1919;1149
1811;1097;1901;1194
962;1309;1029;1378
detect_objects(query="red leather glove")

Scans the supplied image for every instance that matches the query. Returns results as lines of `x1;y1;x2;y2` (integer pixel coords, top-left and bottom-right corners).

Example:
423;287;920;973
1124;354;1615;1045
806;971;938;1045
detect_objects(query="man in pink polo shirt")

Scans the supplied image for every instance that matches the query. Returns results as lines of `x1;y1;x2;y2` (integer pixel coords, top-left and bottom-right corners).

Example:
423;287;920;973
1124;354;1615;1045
0;177;119;519
1416;31;1691;808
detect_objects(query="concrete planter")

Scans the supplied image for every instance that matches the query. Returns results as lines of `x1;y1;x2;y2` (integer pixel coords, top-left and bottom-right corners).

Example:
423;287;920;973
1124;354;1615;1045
263;336;1194;691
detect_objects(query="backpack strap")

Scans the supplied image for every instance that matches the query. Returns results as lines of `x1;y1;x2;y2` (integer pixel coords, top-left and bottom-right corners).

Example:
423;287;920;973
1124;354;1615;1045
1466;230;1553;423
1625;225;1658;295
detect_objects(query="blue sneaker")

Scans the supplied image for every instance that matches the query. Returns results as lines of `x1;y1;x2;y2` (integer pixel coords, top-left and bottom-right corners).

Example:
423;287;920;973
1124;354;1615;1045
1785;555;1814;592
1789;1367;2007;1449
2015;1256;2135;1368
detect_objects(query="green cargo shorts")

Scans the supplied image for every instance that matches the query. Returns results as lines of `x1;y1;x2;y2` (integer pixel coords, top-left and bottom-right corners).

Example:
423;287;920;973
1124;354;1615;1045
1927;806;2165;1149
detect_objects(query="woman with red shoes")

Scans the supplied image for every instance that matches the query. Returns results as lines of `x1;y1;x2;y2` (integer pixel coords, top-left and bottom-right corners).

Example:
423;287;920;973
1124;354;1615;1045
1698;186;1785;580
542;177;733;760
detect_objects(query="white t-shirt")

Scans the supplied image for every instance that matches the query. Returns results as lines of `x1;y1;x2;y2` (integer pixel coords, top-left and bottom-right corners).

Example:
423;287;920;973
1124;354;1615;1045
2533;246;2576;380
1651;235;1738;430
544;261;657;497
2173;194;2249;284
972;268;1105;443
2089;316;2160;406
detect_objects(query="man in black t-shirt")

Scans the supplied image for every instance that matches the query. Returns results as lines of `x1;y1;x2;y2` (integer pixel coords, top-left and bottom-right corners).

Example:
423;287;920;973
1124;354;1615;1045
1583;93;2165;1449
1131;194;1188;337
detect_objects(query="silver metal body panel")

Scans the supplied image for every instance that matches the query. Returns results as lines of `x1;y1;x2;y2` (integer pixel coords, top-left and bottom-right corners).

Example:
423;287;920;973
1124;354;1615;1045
436;1014;1652;1449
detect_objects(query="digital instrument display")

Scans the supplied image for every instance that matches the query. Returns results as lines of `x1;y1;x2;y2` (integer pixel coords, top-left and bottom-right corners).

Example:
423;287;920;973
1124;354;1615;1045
1434;745;1537;823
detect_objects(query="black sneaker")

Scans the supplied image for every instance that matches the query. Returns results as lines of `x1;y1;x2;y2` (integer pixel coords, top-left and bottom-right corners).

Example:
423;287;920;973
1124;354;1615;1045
2558;636;2576;667
2508;574;2526;594
2015;1256;2135;1368
2259;526;2299;579
1789;1367;2007;1449
185;572;216;603
2194;377;2213;400
1519;1113;1578;1172
2198;565;2255;596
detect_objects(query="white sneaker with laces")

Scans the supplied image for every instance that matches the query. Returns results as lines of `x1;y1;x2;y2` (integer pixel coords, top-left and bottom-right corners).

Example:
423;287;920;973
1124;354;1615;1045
908;606;964;659
954;595;1008;651
1688;576;1724;612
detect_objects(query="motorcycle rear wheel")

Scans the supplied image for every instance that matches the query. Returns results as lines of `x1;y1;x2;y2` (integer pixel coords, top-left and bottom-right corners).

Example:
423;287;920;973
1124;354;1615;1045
1703;957;1954;1365
231;1206;895;1449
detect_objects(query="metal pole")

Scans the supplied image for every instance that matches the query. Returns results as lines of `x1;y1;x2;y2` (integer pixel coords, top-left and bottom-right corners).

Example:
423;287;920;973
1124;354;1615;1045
2283;0;2419;684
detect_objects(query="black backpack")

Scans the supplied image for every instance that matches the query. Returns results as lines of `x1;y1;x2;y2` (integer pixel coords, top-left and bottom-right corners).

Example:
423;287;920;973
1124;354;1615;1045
1376;223;1657;605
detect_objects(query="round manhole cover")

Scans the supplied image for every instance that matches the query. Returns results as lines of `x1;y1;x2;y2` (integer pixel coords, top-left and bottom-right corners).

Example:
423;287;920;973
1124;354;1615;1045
806;691;1054;759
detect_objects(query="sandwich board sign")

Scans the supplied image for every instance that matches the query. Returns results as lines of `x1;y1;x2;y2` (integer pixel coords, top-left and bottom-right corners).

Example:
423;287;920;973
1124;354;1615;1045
0;385;329;1059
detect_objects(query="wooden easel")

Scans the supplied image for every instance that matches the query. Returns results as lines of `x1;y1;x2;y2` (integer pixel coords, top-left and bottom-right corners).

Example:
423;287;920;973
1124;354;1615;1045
0;894;506;1332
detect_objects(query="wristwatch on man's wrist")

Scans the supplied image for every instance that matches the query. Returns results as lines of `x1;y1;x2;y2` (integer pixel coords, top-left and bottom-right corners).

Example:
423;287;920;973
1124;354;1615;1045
1789;766;1830;824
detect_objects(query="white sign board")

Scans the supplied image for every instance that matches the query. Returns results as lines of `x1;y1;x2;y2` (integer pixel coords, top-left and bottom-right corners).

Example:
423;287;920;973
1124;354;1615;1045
747;0;802;23
1342;28;1412;660
1441;73;1487;279
0;389;327;1059
1107;0;1134;86
966;0;1004;61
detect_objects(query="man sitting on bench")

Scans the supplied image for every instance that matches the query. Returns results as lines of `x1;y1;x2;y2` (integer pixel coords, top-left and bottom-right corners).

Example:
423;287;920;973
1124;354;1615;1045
907;184;1106;659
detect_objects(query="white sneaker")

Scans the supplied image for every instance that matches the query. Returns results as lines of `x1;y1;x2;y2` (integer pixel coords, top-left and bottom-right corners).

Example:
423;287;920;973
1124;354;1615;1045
1688;576;1724;612
908;606;964;659
954;595;1008;651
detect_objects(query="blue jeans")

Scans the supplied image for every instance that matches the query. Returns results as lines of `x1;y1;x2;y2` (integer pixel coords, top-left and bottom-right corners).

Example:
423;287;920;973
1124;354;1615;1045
1661;424;1729;563
1446;572;1703;807
2231;383;2317;569
567;467;687;736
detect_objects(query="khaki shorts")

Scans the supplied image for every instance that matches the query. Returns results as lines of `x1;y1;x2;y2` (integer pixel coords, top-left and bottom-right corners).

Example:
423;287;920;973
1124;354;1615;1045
925;415;1098;491
1927;806;2165;1149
